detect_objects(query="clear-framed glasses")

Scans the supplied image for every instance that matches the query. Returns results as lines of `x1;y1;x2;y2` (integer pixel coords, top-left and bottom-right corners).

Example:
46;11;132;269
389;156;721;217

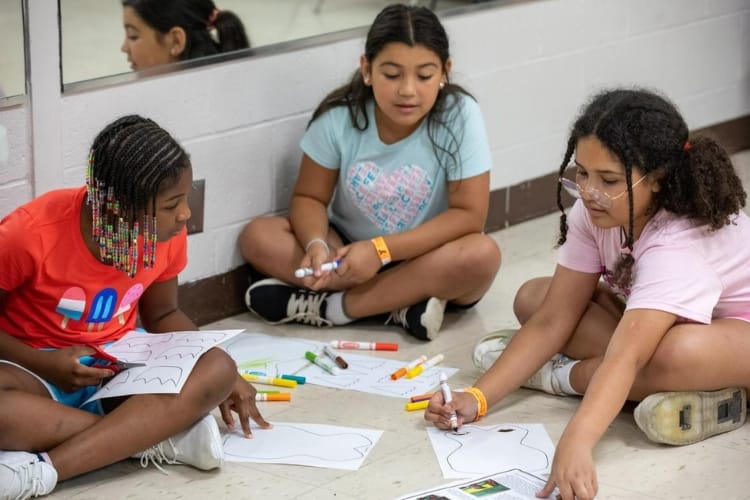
559;164;647;209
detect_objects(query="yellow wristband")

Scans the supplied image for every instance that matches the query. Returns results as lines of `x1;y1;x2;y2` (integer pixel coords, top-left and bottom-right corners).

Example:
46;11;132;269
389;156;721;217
370;236;392;266
463;386;488;421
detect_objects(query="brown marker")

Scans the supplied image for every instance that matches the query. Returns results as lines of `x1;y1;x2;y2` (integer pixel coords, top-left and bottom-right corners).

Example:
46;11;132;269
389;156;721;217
323;345;348;369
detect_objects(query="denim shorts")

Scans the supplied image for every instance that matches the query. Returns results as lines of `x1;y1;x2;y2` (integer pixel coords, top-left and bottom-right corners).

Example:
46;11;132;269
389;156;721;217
0;354;108;415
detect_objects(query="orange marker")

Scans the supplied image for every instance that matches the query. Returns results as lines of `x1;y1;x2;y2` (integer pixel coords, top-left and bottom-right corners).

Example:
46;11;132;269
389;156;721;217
409;392;434;403
390;355;428;380
255;392;291;402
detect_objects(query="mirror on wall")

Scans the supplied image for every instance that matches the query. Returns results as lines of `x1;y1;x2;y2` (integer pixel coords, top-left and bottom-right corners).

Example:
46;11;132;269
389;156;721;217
60;0;489;87
0;0;26;99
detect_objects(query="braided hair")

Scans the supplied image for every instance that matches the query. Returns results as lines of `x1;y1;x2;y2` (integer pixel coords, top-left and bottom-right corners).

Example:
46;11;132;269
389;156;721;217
308;3;473;177
86;115;190;277
556;88;746;289
122;0;250;59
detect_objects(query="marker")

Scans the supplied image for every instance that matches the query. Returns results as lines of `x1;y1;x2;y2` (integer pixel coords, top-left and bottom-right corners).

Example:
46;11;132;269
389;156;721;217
305;350;340;375
330;340;398;351
409;392;434;403
406;353;444;379
323;345;348;369
241;373;298;388
280;374;306;384
255;392;291;402
390;355;428;380
439;372;459;432
405;400;430;412
294;259;341;278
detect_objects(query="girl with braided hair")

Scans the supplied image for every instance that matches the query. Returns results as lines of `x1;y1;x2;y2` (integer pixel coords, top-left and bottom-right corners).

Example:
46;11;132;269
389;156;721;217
426;88;750;500
0;115;269;499
121;0;249;71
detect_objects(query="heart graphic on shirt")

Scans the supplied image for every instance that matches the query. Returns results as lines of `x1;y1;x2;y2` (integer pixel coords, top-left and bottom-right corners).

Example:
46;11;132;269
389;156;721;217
345;162;433;234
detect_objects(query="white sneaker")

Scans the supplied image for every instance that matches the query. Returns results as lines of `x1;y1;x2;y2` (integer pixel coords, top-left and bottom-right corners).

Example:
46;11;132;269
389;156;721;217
634;388;747;446
472;328;519;371
0;451;57;499
473;328;571;396
134;414;224;472
524;354;572;396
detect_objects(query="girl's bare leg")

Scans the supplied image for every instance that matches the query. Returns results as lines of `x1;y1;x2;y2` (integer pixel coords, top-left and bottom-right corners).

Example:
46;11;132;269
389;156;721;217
0;348;236;481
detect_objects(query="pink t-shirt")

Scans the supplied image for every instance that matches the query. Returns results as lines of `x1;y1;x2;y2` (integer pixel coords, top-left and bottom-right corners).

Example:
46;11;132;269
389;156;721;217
558;200;750;324
0;187;187;348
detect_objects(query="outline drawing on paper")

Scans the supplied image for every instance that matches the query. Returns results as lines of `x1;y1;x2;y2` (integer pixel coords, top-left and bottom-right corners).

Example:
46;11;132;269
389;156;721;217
428;424;554;478
222;422;382;470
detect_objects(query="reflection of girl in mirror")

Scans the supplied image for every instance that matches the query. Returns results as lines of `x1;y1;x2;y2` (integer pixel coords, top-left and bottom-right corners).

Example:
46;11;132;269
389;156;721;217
240;4;501;342
121;0;250;71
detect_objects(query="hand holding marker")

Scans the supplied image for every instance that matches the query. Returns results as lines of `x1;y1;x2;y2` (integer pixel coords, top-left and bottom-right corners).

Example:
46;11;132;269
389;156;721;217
295;259;341;278
439;372;459;432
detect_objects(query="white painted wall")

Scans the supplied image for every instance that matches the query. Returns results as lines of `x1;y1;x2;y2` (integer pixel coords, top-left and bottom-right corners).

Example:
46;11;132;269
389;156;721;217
1;0;748;284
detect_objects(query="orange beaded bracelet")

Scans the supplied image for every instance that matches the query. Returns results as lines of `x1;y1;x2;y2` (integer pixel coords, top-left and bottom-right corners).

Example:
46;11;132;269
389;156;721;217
463;386;488;421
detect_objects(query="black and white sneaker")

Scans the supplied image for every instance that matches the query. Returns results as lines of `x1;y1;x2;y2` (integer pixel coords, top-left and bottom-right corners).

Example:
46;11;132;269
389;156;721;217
386;297;446;341
245;278;332;327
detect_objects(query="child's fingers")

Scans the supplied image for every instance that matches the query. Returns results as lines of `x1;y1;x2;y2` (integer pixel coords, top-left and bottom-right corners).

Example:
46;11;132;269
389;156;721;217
218;401;235;431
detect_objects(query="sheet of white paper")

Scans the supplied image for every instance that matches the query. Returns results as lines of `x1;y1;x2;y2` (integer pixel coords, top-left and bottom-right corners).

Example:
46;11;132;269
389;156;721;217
221;332;458;398
222;422;382;470
427;423;555;479
83;329;243;403
397;469;557;500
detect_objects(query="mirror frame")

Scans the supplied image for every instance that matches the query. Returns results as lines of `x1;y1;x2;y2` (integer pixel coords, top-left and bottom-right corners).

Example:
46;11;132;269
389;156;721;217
0;0;29;108
62;0;515;96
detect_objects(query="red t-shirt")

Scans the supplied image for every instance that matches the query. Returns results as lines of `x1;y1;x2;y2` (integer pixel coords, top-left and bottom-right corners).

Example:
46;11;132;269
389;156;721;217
0;187;187;348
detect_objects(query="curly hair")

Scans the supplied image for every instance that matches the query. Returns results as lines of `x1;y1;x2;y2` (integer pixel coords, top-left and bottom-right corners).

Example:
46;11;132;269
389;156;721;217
556;88;746;289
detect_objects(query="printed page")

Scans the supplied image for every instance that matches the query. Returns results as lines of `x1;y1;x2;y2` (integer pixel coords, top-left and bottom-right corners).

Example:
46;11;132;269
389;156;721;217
397;469;557;500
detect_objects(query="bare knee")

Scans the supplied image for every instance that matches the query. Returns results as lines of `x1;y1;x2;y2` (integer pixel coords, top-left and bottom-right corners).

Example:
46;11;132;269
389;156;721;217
513;277;551;324
645;325;702;383
240;216;287;266
454;234;501;281
190;348;237;408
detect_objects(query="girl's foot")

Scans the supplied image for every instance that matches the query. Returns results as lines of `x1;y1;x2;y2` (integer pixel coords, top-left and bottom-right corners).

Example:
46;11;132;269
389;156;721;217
0;451;57;499
386;297;446;341
245;278;332;327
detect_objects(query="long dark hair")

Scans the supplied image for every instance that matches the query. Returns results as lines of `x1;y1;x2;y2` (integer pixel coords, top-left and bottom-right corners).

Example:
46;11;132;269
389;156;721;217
122;0;250;59
556;88;746;288
309;4;474;175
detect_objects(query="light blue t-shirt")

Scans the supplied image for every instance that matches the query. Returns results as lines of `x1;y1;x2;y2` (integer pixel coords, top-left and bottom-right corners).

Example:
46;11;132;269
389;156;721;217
300;93;492;242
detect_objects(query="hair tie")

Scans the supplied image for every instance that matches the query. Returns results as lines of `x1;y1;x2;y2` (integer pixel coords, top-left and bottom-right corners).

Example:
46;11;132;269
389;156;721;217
207;7;220;28
683;141;692;151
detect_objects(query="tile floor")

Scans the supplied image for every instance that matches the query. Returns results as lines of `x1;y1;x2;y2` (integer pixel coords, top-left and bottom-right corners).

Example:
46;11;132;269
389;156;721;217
49;151;750;500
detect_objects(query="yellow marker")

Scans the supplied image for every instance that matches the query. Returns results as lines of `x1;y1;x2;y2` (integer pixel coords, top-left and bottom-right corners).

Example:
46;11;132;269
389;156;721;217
241;373;297;388
404;400;430;411
406;353;444;379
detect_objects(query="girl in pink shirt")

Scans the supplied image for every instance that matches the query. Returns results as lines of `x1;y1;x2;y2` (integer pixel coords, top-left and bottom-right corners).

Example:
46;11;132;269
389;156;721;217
427;88;750;500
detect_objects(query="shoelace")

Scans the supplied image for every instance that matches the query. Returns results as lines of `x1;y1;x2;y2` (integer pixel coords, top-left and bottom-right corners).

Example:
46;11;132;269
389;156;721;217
138;440;178;475
385;307;409;328
15;461;48;497
284;290;332;327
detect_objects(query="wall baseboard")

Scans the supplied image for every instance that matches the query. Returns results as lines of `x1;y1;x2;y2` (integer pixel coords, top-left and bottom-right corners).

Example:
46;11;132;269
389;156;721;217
180;114;750;326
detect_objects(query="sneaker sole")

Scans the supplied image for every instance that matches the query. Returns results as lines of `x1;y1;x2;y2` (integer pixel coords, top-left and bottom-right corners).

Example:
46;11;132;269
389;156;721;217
634;388;747;446
421;298;447;340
